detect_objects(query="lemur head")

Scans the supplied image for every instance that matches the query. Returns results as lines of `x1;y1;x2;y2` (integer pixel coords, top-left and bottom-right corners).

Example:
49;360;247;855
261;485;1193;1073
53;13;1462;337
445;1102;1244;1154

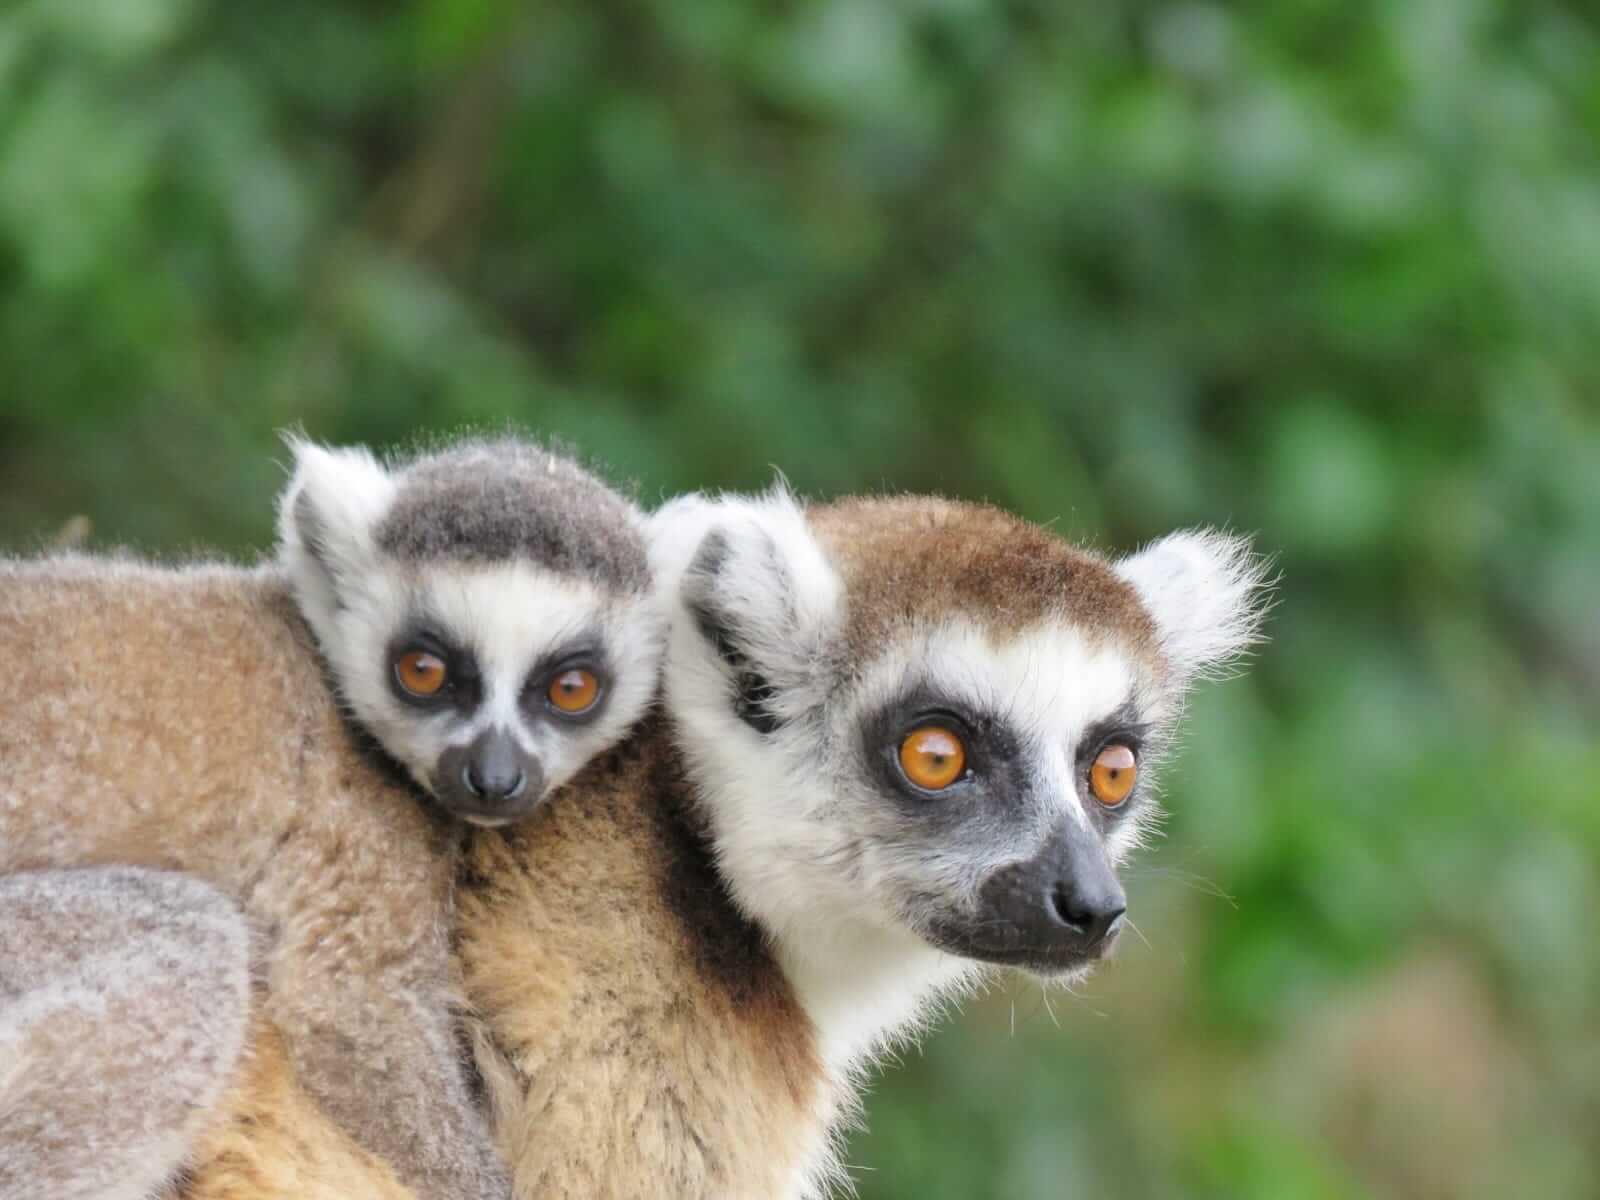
652;490;1268;1003
277;436;663;827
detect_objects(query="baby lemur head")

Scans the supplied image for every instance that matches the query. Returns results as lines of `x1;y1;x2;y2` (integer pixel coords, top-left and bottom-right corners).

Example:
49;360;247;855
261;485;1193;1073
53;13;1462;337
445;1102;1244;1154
652;489;1267;1043
278;436;662;827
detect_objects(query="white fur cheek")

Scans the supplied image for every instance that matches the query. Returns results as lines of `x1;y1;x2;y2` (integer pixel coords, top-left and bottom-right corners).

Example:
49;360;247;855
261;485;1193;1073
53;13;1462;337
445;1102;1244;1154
665;646;967;1075
1102;813;1150;865
322;576;407;719
301;574;457;794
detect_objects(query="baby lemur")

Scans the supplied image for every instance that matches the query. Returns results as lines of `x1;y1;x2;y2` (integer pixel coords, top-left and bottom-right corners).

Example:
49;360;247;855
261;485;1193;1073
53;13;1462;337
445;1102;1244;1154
0;436;663;1200
204;486;1268;1199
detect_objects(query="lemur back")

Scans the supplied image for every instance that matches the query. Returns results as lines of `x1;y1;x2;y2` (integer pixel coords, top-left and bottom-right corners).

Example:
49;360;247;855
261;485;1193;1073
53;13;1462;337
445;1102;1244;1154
458;721;827;1199
0;437;663;1200
0;557;478;1199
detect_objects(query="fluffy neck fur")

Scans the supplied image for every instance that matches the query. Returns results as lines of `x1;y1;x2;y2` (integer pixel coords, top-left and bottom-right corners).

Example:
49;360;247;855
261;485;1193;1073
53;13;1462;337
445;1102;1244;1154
676;693;983;1080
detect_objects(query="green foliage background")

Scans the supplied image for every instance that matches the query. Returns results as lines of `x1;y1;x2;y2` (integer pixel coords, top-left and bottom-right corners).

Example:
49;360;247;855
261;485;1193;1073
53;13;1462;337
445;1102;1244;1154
3;1;1597;1195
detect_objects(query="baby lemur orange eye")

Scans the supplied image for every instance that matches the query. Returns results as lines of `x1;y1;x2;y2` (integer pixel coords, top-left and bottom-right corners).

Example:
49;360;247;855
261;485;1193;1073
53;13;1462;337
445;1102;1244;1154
395;649;448;697
898;726;967;791
1090;743;1137;808
548;667;601;714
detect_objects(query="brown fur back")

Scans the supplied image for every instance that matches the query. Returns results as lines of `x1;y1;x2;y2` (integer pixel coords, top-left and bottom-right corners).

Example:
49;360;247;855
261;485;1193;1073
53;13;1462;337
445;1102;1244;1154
0;556;503;1199
457;720;830;1199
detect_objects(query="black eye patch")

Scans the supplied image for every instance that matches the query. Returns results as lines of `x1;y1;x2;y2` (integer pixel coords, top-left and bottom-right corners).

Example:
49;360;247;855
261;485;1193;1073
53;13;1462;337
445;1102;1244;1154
518;635;616;726
1072;700;1151;769
859;685;1027;810
385;625;482;714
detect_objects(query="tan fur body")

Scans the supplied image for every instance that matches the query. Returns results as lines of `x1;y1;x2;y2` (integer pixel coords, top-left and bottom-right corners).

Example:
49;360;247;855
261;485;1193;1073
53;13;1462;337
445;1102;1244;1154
0;868;252;1200
0;556;502;1199
173;1018;415;1200
164;717;829;1200
457;719;830;1200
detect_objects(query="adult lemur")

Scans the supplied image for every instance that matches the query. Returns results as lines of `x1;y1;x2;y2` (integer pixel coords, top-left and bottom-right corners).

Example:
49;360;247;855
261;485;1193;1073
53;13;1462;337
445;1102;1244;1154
200;486;1267;1199
0;438;663;1200
457;491;1268;1197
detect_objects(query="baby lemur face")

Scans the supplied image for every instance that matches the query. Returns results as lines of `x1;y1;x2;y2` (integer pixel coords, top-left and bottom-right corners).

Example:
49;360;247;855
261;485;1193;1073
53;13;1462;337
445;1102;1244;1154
652;491;1268;982
279;438;662;827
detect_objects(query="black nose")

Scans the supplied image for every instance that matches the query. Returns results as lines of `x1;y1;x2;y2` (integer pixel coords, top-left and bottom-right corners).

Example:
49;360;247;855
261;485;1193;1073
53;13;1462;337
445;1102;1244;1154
463;759;526;802
435;728;544;823
463;730;539;803
1047;880;1127;949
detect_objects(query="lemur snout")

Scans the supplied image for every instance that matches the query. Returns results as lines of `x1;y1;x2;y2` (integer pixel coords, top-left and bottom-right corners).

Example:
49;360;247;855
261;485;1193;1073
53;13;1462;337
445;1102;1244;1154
1031;827;1127;958
1046;878;1126;952
464;736;527;802
436;728;544;824
464;760;525;801
933;821;1128;970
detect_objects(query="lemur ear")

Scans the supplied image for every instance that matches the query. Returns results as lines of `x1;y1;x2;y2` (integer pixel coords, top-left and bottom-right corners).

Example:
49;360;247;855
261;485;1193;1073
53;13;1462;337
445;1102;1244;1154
1115;529;1272;684
276;436;397;632
649;487;843;732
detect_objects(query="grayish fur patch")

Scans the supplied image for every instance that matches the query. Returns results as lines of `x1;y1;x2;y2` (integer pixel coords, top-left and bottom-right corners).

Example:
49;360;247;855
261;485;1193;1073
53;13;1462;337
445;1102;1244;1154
0;868;252;1200
373;438;649;593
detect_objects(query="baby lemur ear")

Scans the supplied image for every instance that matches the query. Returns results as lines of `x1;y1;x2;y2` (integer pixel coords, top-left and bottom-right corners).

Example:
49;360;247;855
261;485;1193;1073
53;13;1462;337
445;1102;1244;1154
1115;529;1274;686
649;487;843;733
276;436;398;636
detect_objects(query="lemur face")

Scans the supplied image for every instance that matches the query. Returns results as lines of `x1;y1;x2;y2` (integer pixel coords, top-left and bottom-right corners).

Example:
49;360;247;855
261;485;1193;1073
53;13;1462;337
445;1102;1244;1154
280;439;662;827
841;620;1153;973
334;561;650;826
652;491;1267;982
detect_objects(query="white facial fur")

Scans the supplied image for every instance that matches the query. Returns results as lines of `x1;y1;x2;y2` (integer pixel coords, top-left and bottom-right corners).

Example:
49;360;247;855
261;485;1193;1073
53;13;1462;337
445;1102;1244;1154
278;439;663;823
649;489;1267;1077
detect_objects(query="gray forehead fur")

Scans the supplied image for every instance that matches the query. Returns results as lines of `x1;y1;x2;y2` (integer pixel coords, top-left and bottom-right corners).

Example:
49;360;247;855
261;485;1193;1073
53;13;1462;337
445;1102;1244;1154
373;438;649;593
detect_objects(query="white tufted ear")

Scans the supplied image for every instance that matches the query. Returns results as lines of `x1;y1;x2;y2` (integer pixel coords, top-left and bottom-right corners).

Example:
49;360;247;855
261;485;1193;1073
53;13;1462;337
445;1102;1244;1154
1116;529;1272;684
648;485;843;726
275;435;398;642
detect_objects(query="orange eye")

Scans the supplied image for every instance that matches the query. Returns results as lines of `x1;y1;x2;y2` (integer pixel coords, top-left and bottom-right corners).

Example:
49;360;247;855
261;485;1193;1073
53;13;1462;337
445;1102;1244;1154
898;726;967;791
395;650;448;697
547;667;601;714
1090;743;1138;808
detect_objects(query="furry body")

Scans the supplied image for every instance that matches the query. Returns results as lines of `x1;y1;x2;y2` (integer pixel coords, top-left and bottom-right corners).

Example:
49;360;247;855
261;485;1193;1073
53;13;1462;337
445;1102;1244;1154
175;719;830;1200
458;721;829;1200
176;1018;416;1200
0;559;500;1199
0;868;251;1200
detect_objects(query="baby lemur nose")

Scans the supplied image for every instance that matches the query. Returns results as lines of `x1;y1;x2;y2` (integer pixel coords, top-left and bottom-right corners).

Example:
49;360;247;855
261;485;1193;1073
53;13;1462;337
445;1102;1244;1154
436;728;546;823
463;760;523;800
463;730;535;802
